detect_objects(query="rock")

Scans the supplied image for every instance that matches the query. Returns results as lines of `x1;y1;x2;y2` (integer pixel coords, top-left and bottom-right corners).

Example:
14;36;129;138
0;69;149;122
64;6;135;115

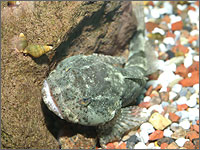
139;102;151;108
175;110;189;120
184;54;193;68
186;131;199;141
149;130;164;141
166;142;179;149
176;64;188;78
171;126;187;139
152;27;165;35
192;138;199;149
171;21;183;31
164;104;177;113
179;71;199;87
150;95;162;105
186;93;198;107
163;128;173;137
175;138;189;147
140;122;155;134
148;105;164;114
139;131;149;143
161;143;168;149
106;142;116;149
176;96;187;105
179;88;188;96
146;85;153;96
188;61;199;73
169;112;180;122
193;84;199;93
159;43;167;52
134;142;148;149
116;142;127;149
169;91;178;100
143;96;151;102
146;22;159;33
183;141;195;149
157;137;174;146
126;135;140;149
188;108;199;121
163;37;175;45
179;119;190;130
191;125;199;133
149;112;172;130
159;92;169;102
177;104;188;111
161;101;169;108
171;84;182;93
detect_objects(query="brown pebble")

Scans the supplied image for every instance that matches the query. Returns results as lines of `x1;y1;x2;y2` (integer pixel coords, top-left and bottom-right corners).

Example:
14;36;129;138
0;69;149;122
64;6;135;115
166;142;179;149
186;131;199;141
171;127;187;139
146;85;153;96
159;92;169;102
192;138;199;149
183;141;195;149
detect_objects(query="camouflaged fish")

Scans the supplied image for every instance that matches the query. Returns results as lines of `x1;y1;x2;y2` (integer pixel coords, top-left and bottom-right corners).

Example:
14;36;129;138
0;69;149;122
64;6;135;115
42;2;156;147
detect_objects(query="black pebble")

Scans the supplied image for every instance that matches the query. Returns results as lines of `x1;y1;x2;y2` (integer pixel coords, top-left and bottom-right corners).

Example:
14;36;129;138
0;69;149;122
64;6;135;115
126;135;140;149
157;137;174;146
166;50;175;59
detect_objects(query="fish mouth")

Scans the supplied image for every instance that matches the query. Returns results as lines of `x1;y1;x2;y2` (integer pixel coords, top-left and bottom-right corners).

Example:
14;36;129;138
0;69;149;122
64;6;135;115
42;80;64;119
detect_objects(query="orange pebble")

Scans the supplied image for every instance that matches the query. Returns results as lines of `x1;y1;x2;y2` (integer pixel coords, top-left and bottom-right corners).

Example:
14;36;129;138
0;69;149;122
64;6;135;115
161;143;168;149
116;142;127;149
106;143;116;149
146;85;153;96
155;84;162;91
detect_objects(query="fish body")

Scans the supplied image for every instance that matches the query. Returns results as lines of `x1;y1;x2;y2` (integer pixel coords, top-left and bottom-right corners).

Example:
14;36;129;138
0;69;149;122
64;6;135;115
42;2;157;147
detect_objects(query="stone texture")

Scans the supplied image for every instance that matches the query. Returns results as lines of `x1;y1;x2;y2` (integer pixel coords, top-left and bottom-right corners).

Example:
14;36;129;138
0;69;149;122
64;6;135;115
169;112;180;122
166;142;179;149
183;141;195;149
186;131;199;141
1;1;138;149
149;112;172;130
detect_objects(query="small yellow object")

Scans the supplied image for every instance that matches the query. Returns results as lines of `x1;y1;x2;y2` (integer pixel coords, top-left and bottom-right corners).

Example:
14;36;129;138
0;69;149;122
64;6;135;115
154;141;159;147
65;67;71;72
23;45;53;58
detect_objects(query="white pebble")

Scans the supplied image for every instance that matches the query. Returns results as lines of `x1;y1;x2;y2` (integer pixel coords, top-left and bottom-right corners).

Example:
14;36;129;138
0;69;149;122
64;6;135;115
159;86;168;92
192;41;197;47
164;113;169;119
190;30;199;36
193;84;199;93
163;37;175;45
184;54;193;68
176;96;187;105
169;91;178;100
193;55;199;62
188;72;192;78
170;15;181;24
188;10;199;24
157;70;177;87
143;96;151;102
147;143;155;149
134;142;148;149
146;80;159;89
139;131;149;144
151;8;160;19
163;2;173;14
174;30;181;41
152;27;165;35
186;93;198;107
159;43;167;52
164;128;173;137
188;108;199;121
177;4;187;11
176;110;189;120
179;119;190;130
140;122;155;134
171;84;182;93
148;105;164;114
175;138;189;147
163;63;177;72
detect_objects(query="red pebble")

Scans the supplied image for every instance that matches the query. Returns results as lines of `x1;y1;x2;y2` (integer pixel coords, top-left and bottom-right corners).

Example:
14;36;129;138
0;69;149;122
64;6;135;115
177;104;188;111
166;31;175;38
161;143;168;149
175;64;188;77
171;21;183;31
146;22;159;33
186;131;199;141
116;142;127;149
191;125;199;133
197;120;199;125
188;61;199;73
146;85;153;96
149;130;164;141
106;143;116;149
139;102;151;108
169;112;180;122
179;71;199;87
183;141;195;149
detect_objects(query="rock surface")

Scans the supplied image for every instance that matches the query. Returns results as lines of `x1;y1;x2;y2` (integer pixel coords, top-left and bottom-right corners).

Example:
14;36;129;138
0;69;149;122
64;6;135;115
1;1;138;149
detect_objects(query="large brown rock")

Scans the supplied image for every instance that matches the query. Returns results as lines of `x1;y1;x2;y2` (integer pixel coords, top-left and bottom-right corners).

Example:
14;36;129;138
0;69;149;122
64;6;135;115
1;1;137;149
